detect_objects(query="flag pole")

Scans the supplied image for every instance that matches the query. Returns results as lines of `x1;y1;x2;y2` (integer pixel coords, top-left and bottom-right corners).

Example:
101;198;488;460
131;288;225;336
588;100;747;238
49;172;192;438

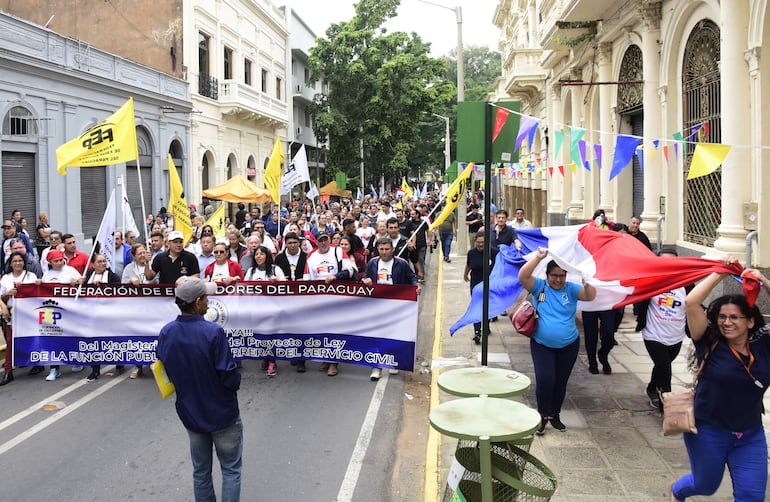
136;162;148;243
481;102;493;366
75;188;116;302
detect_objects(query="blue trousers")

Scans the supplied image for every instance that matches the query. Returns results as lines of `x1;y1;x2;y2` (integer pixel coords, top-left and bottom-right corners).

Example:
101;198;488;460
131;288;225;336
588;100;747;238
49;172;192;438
187;417;243;502
440;232;454;260
530;337;579;418
673;424;767;501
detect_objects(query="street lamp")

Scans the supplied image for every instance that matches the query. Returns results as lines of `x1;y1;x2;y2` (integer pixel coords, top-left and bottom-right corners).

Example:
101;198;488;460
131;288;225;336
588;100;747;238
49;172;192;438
431;113;451;174
416;0;464;101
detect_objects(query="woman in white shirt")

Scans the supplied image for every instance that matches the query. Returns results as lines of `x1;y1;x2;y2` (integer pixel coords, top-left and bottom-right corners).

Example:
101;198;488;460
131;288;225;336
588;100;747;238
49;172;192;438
243;245;285;376
244;246;285;282
0;252;40;385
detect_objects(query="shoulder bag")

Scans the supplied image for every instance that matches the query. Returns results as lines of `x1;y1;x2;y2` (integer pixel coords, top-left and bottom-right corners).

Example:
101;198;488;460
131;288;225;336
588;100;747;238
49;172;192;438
660;361;703;436
509;285;545;338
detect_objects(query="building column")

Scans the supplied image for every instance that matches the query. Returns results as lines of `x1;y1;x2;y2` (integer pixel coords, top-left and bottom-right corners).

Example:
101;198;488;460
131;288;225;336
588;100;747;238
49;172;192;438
597;42;613;210
745;45;766;265
546;82;565;221
714;1;751;256
639;1;663;241
568;88;584;222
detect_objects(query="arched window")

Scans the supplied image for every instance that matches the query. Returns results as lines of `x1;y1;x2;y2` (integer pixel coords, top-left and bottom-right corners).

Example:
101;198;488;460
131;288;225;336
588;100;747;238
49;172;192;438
617;45;644;218
2;106;37;136
682;20;721;246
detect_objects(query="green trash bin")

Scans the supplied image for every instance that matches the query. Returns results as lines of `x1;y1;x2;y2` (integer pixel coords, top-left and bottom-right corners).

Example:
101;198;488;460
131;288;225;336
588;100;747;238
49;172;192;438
443;441;557;502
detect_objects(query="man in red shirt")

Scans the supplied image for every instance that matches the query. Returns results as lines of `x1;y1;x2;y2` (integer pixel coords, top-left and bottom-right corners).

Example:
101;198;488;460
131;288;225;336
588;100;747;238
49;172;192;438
62;233;88;274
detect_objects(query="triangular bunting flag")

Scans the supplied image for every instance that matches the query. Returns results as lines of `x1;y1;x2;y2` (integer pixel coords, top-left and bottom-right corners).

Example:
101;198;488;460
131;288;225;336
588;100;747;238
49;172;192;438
578;140;589;171
593;144;603;170
609;135;642;181
569;127;586;167
515;115;538;151
554;130;565;162
686;144;731;180
492;107;510;143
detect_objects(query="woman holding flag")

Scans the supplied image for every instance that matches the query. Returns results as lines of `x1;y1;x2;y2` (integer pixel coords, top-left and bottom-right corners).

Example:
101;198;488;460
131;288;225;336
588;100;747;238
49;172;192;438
519;248;596;434
669;260;770;502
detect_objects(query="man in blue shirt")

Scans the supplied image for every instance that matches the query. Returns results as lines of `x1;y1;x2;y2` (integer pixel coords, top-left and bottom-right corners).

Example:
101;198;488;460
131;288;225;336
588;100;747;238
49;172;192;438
157;278;242;502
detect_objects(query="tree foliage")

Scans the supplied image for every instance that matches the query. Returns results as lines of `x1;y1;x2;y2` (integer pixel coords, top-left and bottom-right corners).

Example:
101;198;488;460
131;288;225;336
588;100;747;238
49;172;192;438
308;0;449;184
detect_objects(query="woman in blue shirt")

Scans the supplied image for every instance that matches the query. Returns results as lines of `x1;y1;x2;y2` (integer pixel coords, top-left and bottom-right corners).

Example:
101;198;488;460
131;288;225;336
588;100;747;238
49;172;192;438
670;259;770;502
519;248;596;434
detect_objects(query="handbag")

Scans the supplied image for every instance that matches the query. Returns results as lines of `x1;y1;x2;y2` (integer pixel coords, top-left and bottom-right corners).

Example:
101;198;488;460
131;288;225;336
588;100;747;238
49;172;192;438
660;389;697;435
509;299;538;337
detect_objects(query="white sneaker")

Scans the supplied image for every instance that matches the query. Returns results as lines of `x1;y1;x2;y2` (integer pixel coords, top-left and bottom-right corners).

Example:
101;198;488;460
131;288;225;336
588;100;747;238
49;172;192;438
369;368;382;381
46;368;60;381
388;369;400;375
70;365;84;372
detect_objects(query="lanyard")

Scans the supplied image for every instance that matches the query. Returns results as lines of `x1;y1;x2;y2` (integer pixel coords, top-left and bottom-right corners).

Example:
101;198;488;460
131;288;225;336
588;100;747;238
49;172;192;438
729;346;764;389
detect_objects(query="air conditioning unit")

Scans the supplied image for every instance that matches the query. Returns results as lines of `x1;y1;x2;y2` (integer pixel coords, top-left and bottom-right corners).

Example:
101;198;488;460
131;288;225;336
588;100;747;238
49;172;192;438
296;127;302;136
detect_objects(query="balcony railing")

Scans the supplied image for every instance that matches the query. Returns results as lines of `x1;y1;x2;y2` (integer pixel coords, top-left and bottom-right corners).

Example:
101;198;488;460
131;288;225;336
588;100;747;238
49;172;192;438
199;74;219;100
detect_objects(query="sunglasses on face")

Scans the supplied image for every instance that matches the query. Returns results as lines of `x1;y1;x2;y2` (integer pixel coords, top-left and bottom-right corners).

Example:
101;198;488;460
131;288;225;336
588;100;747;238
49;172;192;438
213;250;226;254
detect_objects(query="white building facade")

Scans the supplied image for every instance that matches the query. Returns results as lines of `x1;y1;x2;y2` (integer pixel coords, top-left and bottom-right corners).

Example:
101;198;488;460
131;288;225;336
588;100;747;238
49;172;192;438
184;0;289;208
0;12;191;244
493;0;770;266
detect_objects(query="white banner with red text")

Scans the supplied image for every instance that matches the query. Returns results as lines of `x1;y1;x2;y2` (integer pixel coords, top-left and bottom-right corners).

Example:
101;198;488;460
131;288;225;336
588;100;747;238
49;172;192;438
12;282;418;371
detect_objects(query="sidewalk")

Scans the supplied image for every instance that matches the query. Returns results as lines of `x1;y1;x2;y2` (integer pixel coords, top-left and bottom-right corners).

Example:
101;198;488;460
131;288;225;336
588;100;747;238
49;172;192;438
429;248;770;501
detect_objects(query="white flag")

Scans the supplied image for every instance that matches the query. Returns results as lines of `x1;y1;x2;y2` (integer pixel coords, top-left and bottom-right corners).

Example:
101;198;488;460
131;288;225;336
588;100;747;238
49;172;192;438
306;181;319;200
121;186;140;240
280;145;311;195
370;184;378;199
356;187;362;201
95;189;117;272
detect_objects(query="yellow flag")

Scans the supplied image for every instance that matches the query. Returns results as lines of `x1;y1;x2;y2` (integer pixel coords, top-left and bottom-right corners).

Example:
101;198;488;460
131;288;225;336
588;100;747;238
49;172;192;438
686;144;731;180
429;163;474;231
205;203;227;238
56;97;138;175
264;137;283;203
401;177;414;199
167;154;193;243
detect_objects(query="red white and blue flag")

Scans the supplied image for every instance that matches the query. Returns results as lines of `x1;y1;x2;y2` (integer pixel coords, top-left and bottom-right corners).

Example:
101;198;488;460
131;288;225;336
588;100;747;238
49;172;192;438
451;223;745;334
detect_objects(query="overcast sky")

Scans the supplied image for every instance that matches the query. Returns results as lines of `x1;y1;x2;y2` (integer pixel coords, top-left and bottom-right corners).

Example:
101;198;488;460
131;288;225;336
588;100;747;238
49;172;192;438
284;0;500;56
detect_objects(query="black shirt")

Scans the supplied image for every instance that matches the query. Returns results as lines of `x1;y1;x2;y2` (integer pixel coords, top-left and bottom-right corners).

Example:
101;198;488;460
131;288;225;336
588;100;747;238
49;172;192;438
405;218;428;248
152;250;200;284
466;247;497;288
467;212;483;233
491;225;517;249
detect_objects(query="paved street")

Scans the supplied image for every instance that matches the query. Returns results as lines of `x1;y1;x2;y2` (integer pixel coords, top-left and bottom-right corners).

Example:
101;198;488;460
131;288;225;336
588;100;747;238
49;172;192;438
428;242;770;502
0;338;417;501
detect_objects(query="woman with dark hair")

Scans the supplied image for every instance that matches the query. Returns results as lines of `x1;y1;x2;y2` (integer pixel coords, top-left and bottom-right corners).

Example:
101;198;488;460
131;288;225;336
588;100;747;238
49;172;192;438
669;259;770;501
519;248;596;434
0;252;40;384
81;253;122;382
339;236;365;276
244;246;284;376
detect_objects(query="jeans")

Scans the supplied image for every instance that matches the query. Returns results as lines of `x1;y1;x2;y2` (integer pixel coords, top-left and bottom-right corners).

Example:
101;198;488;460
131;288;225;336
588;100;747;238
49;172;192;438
643;339;682;394
530;337;579;417
673;424;767;501
187;417;243;502
582;310;616;369
440;232;453;260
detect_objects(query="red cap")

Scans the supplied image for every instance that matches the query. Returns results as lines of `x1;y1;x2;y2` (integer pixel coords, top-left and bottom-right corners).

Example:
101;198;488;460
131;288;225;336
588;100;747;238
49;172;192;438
48;250;64;261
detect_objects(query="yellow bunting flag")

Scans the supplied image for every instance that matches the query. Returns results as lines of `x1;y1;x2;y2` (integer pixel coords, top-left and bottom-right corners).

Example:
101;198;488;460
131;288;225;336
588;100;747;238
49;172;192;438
167;154;193;243
205;203;227;238
56;97;138;175
264;137;283;203
686;144;731;180
429;163;474;231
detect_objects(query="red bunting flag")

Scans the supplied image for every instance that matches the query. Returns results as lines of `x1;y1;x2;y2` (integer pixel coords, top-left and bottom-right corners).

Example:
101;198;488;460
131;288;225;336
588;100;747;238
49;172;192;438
492;107;510;143
558;165;565;177
663;145;669;164
548;167;553;177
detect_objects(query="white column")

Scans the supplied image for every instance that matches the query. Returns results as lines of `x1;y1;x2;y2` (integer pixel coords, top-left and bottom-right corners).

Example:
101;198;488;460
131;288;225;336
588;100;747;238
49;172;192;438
639;1;663;240
714;1;751;256
597;43;613;210
547;82;565;218
568;88;584;221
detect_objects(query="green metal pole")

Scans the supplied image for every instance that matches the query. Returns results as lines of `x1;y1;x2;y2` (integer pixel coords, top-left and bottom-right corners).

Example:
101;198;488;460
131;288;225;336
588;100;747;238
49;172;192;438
481;102;492;366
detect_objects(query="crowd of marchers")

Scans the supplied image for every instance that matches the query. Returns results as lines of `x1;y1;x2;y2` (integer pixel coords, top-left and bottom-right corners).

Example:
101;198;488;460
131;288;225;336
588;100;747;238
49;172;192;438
0;190;439;385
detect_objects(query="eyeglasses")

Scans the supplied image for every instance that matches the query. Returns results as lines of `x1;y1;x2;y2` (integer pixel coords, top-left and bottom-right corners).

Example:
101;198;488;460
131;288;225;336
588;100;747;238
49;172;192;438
718;314;746;322
213;250;226;255
548;274;567;279
1;226;11;229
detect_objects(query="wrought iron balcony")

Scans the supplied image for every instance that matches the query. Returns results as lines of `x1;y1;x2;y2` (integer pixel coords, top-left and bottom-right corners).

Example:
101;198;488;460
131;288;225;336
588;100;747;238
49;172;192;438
198;74;219;100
